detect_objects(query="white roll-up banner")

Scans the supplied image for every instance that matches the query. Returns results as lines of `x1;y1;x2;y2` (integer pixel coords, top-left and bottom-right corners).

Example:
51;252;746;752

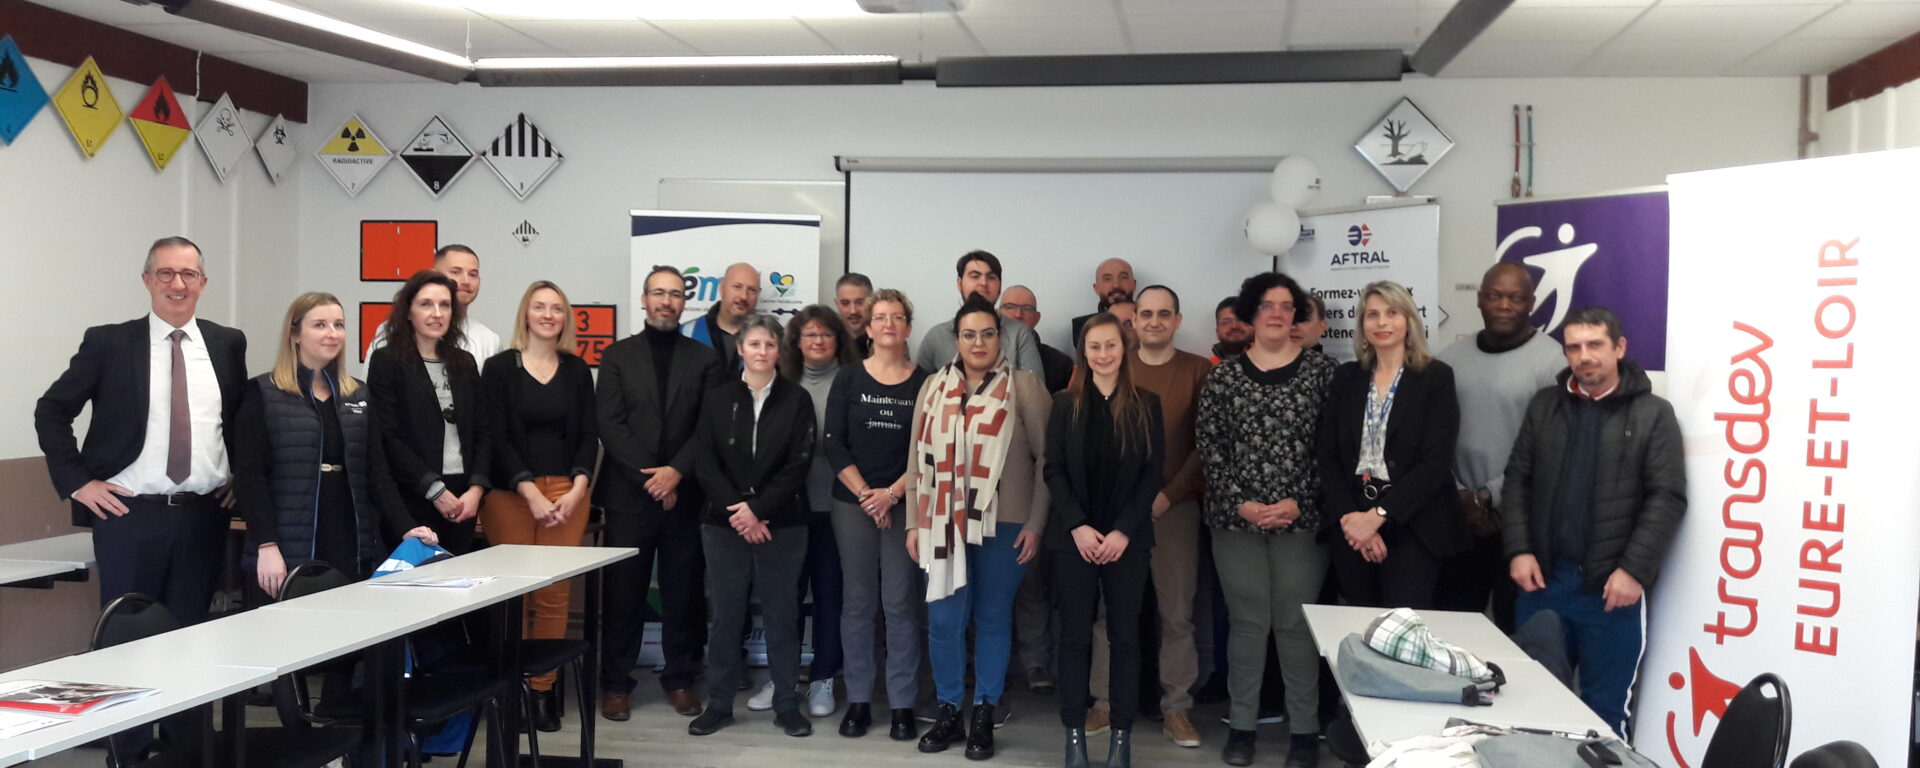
629;210;822;333
1282;203;1441;363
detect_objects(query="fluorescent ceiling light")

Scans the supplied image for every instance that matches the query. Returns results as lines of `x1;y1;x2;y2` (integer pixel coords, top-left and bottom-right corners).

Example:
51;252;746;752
475;55;897;69
180;0;471;69
411;0;870;21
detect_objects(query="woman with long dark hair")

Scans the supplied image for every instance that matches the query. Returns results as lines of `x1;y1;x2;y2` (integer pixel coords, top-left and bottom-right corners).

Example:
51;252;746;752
368;270;492;554
1045;312;1164;768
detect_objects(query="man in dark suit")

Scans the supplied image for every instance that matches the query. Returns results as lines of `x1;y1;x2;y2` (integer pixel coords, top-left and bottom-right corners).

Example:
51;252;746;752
596;265;725;721
35;236;246;625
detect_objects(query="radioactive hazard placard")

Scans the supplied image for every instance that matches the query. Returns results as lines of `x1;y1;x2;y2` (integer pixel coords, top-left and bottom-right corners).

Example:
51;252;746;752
194;93;250;182
255;113;296;184
0;36;49;145
315;112;391;198
480;113;562;201
52;56;120;157
128;76;191;170
399;115;474;198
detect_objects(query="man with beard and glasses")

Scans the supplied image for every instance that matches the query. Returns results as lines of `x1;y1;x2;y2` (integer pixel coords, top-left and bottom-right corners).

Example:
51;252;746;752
1210;297;1252;364
1069;258;1137;349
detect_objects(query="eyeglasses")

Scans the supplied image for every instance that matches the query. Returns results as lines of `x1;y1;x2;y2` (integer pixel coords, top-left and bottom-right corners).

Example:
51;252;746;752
801;333;835;342
149;269;205;285
1256;301;1296;316
645;288;686;300
957;329;1000;344
999;303;1035;314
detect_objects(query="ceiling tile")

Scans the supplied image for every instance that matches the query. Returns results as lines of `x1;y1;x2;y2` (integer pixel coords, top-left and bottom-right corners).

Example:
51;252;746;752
1729;37;1886;74
1509;0;1655;6
285;0;483;22
116;22;295;54
960;0;1121;17
801;15;985;58
963;14;1129;54
1119;0;1297;14
1440;39;1602;77
1793;2;1920;39
1577;37;1770;75
1477;7;1645;42
1652;0;1838;5
1609;3;1832;41
1126;12;1290;52
645;19;840;55
1293;0;1416;9
371;19;553;56
507;20;704;56
1290;8;1424;47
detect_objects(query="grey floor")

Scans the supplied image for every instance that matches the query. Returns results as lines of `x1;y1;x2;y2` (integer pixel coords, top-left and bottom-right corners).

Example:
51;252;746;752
29;668;1346;767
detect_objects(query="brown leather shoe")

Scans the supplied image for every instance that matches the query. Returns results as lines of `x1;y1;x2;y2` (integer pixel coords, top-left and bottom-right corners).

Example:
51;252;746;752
600;690;631;722
667;688;702;716
1163;711;1201;748
1084;707;1110;734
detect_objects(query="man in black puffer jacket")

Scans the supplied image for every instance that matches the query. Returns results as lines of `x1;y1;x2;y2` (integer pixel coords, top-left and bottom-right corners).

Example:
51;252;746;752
1502;306;1685;738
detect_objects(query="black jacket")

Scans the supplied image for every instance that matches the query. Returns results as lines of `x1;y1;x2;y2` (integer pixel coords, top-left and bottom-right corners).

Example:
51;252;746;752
482;350;598;488
35;316;248;526
595;330;723;516
1317;359;1468;559
1037;342;1074;394
366;345;493;507
1502;361;1686;592
232;370;412;571
692;376;816;529
1043;389;1164;552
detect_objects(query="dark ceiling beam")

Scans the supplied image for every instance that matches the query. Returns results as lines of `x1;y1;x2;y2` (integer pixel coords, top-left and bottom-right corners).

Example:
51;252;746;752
162;0;471;84
1407;0;1515;77
1828;30;1920;111
0;0;307;121
476;60;901;87
932;49;1406;87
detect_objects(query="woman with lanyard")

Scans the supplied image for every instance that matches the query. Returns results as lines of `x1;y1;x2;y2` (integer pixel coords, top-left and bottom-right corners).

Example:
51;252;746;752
1196;271;1337;768
905;295;1050;760
823;289;929;741
1044;313;1165;768
687;315;819;738
1316;279;1465;610
368;270;492;555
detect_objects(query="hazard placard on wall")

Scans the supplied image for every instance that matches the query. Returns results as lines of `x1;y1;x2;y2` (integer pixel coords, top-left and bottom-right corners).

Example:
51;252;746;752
573;304;617;368
127;76;190;170
316;112;391;197
361;220;436;282
51;56;120;157
359;302;392;363
480;113;562;201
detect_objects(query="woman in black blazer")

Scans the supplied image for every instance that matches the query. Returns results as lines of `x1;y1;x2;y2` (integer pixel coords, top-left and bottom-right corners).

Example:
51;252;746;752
368;270;493;555
479;281;597;731
1044;313;1164;768
1316;280;1464;610
687;315;819;739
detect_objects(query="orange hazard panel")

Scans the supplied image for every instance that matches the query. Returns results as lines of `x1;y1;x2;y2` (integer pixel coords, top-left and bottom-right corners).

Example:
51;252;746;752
573;304;617;368
359;302;393;363
360;220;436;282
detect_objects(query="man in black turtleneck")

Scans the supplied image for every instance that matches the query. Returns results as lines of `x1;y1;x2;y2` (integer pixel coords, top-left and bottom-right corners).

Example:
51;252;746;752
596;265;724;721
1434;262;1564;630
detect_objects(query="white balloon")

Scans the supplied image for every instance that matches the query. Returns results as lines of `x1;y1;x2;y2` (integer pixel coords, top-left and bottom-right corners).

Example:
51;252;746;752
1269;155;1322;209
1244;202;1301;255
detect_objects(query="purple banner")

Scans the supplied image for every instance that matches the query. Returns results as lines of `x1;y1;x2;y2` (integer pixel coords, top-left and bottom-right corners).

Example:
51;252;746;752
1495;190;1669;371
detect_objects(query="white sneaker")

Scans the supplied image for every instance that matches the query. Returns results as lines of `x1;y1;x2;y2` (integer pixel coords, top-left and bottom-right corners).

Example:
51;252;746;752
748;681;776;712
807;678;837;717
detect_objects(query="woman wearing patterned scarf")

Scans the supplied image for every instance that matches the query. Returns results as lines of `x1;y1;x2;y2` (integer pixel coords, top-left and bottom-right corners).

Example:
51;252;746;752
905;296;1051;760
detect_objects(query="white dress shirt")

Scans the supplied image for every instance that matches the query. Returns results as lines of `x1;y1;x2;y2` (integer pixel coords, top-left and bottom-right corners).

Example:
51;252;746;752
106;313;229;495
361;317;500;376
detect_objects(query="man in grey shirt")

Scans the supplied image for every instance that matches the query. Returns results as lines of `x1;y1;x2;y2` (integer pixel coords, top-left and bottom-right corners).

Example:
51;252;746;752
914;250;1044;374
1435;262;1564;630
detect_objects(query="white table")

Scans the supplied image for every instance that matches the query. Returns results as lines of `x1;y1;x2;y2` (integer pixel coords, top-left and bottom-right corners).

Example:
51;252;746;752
0;560;77;590
0;648;270;767
0;534;94;568
1302;604;1613;745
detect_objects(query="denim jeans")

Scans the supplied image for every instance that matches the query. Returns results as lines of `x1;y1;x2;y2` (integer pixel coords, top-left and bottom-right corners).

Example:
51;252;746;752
926;522;1027;706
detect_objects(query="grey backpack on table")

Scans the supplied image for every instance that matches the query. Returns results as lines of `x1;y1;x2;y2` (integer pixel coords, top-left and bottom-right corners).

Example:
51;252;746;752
1335;633;1506;706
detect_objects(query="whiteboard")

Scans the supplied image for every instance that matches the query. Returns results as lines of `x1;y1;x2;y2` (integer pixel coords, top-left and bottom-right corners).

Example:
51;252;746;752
847;170;1275;357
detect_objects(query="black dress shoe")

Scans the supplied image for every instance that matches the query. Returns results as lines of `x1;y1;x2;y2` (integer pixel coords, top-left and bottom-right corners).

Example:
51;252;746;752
918;703;964;753
1222;728;1256;766
688;708;734;736
839;703;873;737
890;708;919;741
1063;727;1090;768
964;702;995;760
1284;734;1319;767
776;709;814;737
1108;728;1133;768
532;688;562;733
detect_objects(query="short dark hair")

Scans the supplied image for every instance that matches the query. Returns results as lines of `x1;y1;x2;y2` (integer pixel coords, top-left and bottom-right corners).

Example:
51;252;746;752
1303;292;1326;322
1215;296;1237;316
645;264;684;286
1233;272;1308;325
435;244;477;261
836;272;873;291
1137;284;1180;314
145;236;202;272
955;250;1002;279
779;304;857;381
951;294;1002;336
1563;306;1624;343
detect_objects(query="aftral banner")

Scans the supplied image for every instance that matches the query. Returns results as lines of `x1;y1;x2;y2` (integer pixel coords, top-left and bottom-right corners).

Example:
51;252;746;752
1496;189;1669;370
1635;149;1920;768
1282;202;1440;363
629;210;821;334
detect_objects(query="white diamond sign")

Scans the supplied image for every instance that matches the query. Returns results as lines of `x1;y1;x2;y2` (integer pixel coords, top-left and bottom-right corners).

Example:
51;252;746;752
254;113;297;184
481;113;562;201
314;112;391;198
399;115;475;198
194;93;251;183
1354;97;1452;193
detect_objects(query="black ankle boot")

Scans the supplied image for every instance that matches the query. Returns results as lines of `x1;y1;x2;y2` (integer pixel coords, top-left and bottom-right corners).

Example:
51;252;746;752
1284;733;1319;768
839;703;872;737
918;702;964;753
532;688;561;733
1222;727;1256;766
1108;727;1133;768
890;707;919;741
1063;727;1089;768
965;702;995;760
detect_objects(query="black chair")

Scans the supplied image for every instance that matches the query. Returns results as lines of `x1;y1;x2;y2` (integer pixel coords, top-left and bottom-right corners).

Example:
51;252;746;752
93;594;184;768
1700;673;1792;768
1789;741;1878;768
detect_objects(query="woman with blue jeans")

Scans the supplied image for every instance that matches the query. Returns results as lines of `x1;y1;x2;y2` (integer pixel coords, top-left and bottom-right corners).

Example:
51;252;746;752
905;296;1050;761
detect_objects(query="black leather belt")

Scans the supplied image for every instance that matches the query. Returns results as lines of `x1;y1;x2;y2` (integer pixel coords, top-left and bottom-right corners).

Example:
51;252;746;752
135;491;211;506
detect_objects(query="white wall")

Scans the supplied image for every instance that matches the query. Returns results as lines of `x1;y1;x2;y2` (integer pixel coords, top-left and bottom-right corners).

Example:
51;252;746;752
299;77;1798;368
0;55;301;460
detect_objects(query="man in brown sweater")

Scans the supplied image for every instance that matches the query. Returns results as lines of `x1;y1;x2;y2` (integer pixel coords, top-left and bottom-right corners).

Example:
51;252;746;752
1084;284;1214;747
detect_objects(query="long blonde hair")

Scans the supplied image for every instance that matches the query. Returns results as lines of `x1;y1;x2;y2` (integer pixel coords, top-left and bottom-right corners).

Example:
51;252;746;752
271;292;359;396
509;281;580;354
1353;280;1432;371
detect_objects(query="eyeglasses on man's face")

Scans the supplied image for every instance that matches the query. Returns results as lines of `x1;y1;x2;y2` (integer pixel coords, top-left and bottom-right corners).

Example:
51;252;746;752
148;269;205;285
645;288;686;301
